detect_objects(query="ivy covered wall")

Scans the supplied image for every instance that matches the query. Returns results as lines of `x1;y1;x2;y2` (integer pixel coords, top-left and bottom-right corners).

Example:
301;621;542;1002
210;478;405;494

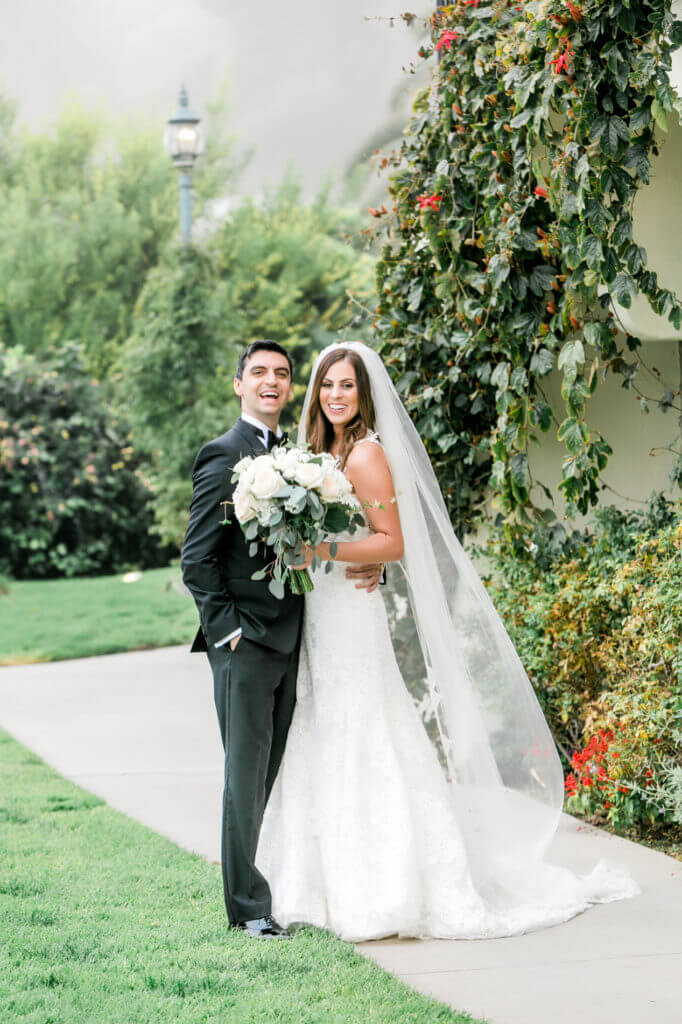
372;0;682;544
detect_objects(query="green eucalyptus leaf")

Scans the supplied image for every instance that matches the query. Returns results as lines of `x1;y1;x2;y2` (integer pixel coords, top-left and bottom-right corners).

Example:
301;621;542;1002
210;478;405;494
268;578;285;600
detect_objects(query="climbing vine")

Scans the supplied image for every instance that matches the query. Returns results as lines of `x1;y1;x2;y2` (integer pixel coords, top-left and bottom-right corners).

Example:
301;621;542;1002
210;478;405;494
372;0;682;542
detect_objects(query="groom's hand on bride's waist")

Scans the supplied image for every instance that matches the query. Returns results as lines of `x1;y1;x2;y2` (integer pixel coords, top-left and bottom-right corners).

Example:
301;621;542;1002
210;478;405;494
345;563;384;593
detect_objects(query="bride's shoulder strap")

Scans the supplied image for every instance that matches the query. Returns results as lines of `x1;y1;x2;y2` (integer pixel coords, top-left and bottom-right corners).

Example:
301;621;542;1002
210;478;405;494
353;430;383;449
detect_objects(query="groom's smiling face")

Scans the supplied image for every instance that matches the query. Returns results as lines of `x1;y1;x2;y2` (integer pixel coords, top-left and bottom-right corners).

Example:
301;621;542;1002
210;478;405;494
234;351;292;426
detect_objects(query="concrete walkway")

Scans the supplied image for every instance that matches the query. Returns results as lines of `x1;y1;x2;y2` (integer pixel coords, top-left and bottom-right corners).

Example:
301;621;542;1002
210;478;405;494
0;647;680;1024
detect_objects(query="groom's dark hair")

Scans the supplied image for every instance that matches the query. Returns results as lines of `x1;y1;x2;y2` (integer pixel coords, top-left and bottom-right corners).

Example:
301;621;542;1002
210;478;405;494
235;340;293;380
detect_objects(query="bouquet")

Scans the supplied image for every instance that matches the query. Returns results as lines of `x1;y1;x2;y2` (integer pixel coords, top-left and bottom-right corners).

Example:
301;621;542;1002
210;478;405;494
226;442;365;598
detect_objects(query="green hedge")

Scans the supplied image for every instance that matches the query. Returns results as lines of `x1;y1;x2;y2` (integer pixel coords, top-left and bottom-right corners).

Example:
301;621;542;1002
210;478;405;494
0;343;170;579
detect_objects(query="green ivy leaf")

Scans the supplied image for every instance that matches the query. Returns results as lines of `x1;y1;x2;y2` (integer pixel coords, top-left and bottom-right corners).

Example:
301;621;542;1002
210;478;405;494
558;340;585;373
629;106;651;132
557;417;588;455
491;362;511;390
651;99;668;133
532;401;553;431
488;254;511;288
490;460;506;488
612;273;637;308
407;281;424;312
530;348;554;376
624;145;650;182
510;452;529;486
510;109;532;128
581;233;603;270
529;265;556;296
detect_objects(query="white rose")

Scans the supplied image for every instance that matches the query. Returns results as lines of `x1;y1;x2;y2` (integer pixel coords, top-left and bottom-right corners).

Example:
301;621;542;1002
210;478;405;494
250;454;276;473
320;471;341;502
251;464;285;500
234;489;257;523
273;448;301;479
294;460;325;489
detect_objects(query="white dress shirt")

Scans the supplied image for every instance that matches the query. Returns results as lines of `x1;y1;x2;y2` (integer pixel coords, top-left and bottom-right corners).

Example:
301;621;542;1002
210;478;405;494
214;413;283;649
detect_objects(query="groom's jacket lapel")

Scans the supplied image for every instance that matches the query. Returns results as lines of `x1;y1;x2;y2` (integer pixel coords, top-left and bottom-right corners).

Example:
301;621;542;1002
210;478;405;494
233;417;268;452
181;417;302;657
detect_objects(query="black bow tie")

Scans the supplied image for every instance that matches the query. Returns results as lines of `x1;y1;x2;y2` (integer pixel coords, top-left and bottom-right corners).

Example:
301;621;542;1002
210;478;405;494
267;430;288;450
237;417;284;450
240;419;287;450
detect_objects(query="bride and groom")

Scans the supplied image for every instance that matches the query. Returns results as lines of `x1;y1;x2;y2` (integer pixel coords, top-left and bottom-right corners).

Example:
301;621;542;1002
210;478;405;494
181;339;638;942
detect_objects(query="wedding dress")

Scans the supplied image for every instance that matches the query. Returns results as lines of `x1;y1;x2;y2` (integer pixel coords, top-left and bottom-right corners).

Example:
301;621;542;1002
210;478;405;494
255;345;639;942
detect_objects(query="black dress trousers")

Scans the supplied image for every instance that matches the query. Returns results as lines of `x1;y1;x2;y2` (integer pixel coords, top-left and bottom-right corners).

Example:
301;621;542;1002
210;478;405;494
207;636;300;925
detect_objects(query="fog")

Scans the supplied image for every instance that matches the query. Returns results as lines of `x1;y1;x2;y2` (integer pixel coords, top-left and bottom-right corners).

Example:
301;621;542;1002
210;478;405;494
1;0;424;195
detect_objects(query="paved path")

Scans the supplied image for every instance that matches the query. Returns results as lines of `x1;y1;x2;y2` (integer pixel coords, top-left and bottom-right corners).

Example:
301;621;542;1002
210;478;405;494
0;647;680;1024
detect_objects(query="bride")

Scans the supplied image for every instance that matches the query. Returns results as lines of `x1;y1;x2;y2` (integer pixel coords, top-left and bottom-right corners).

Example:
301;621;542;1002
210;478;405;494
256;340;639;942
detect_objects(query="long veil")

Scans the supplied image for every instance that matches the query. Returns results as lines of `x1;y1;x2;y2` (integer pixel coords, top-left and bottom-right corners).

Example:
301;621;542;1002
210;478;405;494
299;341;638;909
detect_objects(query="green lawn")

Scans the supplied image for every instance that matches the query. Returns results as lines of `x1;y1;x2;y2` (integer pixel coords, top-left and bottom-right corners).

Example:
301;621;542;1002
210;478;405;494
0;729;482;1024
0;568;199;664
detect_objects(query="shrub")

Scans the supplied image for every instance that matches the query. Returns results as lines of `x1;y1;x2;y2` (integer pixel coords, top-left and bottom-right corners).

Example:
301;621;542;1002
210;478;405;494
483;497;682;837
0;343;170;579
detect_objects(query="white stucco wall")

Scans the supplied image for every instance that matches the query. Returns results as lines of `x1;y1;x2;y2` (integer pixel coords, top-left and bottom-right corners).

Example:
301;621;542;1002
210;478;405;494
528;338;679;522
609;4;682;341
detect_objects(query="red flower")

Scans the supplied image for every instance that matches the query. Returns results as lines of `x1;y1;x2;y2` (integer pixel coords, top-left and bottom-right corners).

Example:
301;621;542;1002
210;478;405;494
464;0;481;6
550;44;574;75
417;193;443;211
534;186;548;198
436;30;461;51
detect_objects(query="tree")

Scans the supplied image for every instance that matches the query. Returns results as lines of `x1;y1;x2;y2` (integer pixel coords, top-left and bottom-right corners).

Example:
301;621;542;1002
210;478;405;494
120;177;377;547
210;174;377;410
117;246;224;547
0;93;241;378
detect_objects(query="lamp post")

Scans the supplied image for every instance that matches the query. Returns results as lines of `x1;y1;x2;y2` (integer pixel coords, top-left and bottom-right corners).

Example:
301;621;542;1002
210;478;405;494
164;85;204;246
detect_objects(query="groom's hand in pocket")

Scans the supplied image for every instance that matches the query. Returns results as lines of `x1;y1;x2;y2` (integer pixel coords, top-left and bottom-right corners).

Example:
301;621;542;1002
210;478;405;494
346;563;382;593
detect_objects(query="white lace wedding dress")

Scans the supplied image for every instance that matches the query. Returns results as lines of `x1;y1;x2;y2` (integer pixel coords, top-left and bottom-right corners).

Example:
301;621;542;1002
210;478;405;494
256;436;638;942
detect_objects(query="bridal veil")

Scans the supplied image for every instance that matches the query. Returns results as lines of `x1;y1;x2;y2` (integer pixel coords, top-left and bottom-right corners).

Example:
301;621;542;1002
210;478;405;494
299;340;637;911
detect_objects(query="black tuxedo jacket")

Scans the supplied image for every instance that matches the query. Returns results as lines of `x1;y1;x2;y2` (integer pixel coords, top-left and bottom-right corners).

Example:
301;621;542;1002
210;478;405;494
180;418;303;655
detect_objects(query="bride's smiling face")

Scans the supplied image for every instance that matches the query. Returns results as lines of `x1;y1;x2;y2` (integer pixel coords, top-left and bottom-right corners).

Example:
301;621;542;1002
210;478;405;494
319;359;359;427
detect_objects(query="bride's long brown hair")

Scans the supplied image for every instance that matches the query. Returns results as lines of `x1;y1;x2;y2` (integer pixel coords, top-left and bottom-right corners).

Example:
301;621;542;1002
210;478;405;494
306;347;376;467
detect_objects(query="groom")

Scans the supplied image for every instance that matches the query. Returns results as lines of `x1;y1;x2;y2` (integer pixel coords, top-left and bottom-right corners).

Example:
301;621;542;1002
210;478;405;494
181;340;381;939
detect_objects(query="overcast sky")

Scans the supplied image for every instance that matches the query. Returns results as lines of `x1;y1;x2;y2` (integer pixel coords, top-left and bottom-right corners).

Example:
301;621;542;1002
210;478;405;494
1;1;426;196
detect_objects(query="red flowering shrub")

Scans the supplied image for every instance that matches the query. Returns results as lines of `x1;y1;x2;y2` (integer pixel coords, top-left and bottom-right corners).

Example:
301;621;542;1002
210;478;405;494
565;724;671;830
485;501;682;840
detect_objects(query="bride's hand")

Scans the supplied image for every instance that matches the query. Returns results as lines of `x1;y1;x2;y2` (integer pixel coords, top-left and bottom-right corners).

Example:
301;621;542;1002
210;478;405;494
293;544;315;570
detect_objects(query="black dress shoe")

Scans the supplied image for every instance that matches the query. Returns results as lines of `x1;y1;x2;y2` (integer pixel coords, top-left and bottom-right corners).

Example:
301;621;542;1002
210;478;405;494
234;914;291;939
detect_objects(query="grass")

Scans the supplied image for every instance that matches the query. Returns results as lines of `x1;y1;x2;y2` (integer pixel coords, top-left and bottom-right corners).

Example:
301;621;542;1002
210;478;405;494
0;729;482;1024
0;567;199;664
